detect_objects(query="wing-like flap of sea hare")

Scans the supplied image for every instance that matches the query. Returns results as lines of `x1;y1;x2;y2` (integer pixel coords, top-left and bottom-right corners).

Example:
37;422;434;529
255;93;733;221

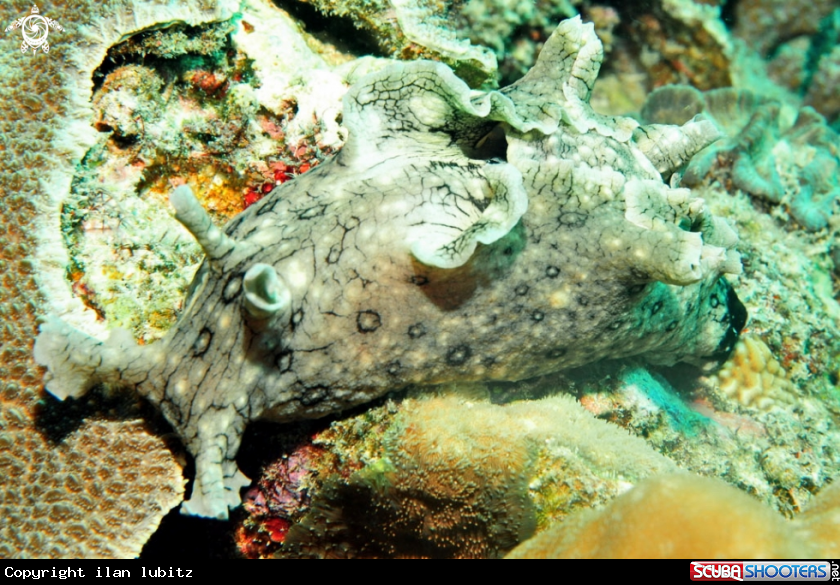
503;16;638;142
621;179;706;285
621;179;740;285
633;116;722;175
338;59;533;269
339;18;645;163
340;61;514;163
408;160;529;269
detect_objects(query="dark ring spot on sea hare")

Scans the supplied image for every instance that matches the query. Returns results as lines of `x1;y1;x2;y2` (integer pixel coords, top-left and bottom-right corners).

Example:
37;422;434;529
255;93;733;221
193;328;212;355
531;310;544;322
627;283;646;295
515;284;529;296
558;212;586;228
327;245;342;264
277;351;293;373
666;321;678;332
291;309;305;328
546;347;567;359
710;294;720;308
446;344;472;366
407;323;426;339
223;275;241;302
546;266;560;278
357;310;382;333
651;301;663;315
386;360;401;376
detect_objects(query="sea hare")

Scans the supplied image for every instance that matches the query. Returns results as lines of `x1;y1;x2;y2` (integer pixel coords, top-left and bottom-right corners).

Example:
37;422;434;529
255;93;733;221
34;17;745;519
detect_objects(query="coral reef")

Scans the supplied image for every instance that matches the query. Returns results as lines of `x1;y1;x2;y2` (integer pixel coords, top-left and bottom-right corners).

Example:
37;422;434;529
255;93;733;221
60;0;356;344
506;473;840;558
0;418;185;558
757;9;840;124
0;0;238;558
294;0;497;87
803;11;840;123
642;85;840;231
237;339;840;557
4;0;839;560
621;0;732;90
573;359;839;519
35;16;745;520
236;442;324;557
733;0;837;58
709;336;794;410
270;389;674;558
797;481;840;558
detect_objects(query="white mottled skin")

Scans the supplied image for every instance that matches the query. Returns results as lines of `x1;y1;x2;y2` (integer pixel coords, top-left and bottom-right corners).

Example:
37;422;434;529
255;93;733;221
34;18;745;519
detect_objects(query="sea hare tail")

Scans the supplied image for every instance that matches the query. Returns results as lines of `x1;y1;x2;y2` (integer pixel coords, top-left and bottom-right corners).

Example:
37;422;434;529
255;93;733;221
34;315;150;400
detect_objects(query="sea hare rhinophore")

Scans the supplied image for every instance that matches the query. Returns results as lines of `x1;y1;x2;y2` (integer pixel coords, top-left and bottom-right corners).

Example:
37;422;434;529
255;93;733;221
34;17;746;519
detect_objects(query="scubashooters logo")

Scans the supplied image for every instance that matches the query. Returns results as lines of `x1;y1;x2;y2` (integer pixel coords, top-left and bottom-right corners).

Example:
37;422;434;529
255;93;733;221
691;561;835;582
5;5;64;54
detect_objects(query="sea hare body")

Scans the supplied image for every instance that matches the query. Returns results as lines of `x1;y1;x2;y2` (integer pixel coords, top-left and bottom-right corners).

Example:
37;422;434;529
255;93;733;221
34;18;745;519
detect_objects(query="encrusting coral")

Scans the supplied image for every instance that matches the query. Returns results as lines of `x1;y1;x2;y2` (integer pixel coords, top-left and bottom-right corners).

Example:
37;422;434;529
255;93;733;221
34;16;745;520
3;0;839;561
506;473;840;558
0;0;236;559
273;389;674;558
642;84;840;231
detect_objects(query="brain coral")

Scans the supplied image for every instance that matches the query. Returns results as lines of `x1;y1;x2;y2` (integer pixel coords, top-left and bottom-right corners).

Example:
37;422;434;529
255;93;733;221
0;0;234;558
710;335;794;410
34;16;746;520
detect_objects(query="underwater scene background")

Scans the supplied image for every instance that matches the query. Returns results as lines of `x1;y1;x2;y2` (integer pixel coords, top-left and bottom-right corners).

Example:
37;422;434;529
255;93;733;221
1;0;839;558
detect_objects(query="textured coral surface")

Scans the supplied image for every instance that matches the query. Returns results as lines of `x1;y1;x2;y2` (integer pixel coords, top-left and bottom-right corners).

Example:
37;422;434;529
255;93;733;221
507;473;839;558
711;336;794;410
266;388;673;558
0;0;235;558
